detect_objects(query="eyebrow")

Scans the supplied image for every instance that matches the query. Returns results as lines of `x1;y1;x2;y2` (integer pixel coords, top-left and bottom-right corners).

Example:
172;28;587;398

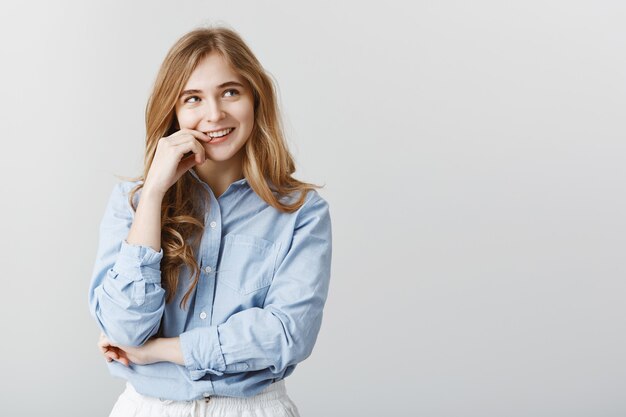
179;81;245;98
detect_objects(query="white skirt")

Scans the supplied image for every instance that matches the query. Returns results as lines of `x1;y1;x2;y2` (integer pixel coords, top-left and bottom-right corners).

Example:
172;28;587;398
108;379;300;417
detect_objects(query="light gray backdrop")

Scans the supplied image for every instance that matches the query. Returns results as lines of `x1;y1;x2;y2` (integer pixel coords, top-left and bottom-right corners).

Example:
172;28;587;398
1;1;624;416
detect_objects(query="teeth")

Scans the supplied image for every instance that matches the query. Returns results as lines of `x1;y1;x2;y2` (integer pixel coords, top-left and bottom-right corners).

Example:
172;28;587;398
207;128;234;138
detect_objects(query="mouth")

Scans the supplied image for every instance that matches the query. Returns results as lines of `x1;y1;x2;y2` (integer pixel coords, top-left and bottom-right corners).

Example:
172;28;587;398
205;127;235;143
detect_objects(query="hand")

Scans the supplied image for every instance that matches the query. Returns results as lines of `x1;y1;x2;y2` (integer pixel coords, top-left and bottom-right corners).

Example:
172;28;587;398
98;332;158;367
143;128;213;196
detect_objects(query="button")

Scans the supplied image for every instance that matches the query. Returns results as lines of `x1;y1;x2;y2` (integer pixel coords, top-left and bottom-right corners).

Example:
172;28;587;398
200;311;207;320
203;393;211;403
209;221;217;228
205;266;212;273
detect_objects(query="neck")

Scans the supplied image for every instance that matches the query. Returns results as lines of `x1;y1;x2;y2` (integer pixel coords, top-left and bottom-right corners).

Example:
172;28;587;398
193;151;244;198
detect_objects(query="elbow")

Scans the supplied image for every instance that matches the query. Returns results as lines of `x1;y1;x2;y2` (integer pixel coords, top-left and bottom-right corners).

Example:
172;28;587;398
269;337;316;375
90;281;165;346
92;291;164;347
270;310;322;374
96;311;161;347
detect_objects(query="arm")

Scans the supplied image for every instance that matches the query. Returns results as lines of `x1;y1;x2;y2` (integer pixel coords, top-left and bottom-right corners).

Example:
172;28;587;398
178;193;333;380
98;331;184;367
88;182;166;347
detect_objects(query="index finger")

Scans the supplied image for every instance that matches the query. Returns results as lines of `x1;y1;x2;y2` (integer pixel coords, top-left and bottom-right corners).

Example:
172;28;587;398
175;128;212;143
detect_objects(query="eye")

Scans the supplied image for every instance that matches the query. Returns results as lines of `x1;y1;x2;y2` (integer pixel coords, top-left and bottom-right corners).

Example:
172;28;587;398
184;95;201;104
224;89;240;97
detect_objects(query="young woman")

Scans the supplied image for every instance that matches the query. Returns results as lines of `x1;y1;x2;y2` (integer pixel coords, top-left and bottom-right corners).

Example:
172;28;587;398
88;25;332;417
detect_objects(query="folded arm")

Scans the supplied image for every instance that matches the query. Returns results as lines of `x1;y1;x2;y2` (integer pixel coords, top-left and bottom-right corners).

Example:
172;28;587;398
179;194;333;380
88;182;166;347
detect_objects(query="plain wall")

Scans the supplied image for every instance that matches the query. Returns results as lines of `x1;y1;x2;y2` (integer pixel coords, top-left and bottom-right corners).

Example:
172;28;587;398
0;1;624;416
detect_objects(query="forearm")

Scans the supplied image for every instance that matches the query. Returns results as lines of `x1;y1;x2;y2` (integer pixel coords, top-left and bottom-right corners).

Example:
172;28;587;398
89;182;166;347
126;186;164;253
100;334;184;367
93;237;166;346
150;337;185;366
178;306;323;380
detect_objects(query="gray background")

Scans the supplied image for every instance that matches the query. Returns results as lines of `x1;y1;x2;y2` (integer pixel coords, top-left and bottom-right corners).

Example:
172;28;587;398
1;1;624;416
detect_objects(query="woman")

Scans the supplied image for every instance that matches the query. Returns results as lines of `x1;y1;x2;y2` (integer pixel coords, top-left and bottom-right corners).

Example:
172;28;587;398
88;25;332;417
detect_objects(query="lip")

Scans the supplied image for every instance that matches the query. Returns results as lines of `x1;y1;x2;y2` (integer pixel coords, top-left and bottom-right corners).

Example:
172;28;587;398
204;127;235;134
207;127;235;144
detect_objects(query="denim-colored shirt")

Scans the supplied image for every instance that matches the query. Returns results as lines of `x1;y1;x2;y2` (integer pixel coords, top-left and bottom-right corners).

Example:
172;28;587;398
87;168;332;401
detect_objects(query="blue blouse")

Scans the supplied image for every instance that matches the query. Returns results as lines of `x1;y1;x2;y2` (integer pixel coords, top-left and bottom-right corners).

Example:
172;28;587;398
88;168;332;401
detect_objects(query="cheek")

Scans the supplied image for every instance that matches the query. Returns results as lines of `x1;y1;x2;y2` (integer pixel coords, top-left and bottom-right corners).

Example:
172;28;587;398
235;103;255;127
176;110;199;127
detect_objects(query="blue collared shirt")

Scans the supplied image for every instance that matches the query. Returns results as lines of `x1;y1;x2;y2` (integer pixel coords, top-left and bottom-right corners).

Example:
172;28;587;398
88;168;332;401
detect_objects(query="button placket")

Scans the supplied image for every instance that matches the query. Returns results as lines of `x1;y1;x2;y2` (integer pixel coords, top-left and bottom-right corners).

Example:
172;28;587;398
195;194;221;328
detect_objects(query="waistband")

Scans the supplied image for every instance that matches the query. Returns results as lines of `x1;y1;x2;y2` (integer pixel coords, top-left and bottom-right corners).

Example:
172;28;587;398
124;379;287;409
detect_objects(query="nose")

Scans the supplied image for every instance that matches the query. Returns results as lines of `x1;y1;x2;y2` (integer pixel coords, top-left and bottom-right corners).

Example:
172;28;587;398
203;98;226;122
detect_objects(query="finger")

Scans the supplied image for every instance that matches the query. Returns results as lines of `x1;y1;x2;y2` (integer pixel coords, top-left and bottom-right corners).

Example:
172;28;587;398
190;139;207;164
176;155;200;178
98;337;115;353
105;348;129;366
105;349;119;360
114;356;130;367
110;356;127;366
171;128;211;143
179;139;206;162
174;140;206;165
98;340;109;354
101;346;114;362
163;133;213;147
161;135;206;162
100;344;116;358
176;146;206;177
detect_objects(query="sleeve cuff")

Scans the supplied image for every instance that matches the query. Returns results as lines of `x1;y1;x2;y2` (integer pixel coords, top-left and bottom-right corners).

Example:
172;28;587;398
179;326;227;380
112;239;164;284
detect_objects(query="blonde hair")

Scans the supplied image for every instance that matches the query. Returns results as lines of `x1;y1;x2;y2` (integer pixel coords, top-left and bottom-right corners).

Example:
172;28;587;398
118;25;321;311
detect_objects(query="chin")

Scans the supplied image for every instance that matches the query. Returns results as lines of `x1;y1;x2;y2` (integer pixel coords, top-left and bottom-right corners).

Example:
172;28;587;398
207;149;244;163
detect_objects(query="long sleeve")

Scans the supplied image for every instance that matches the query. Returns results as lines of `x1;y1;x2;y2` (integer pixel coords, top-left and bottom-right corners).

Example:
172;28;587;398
179;193;332;380
88;182;166;347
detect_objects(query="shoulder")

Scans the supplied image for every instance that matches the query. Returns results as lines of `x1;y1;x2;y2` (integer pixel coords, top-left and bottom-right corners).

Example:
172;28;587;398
292;189;331;231
276;188;330;214
302;189;329;211
109;178;142;195
104;180;144;217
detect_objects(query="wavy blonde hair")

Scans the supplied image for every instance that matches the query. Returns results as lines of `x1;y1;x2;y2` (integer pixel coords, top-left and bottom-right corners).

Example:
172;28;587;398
118;25;321;312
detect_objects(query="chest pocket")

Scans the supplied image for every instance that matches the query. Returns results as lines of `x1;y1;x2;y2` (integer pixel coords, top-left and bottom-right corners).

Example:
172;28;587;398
217;233;279;295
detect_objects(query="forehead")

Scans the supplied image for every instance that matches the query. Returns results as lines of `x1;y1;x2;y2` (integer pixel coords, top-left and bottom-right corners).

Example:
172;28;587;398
184;52;244;87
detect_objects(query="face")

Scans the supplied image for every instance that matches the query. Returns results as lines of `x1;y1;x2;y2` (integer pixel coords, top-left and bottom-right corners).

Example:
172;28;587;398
174;51;255;165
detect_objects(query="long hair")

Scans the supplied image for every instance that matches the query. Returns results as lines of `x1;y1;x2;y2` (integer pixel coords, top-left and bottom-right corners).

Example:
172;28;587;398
118;25;322;311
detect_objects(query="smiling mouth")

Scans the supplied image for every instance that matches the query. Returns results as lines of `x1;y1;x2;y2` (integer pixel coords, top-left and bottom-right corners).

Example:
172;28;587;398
205;127;235;140
205;127;235;144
